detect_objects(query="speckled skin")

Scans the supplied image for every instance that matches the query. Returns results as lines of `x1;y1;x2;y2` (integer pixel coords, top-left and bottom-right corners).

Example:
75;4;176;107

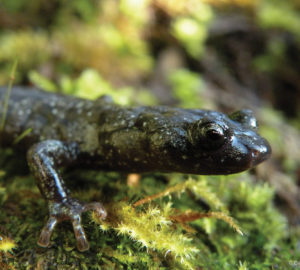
0;86;271;251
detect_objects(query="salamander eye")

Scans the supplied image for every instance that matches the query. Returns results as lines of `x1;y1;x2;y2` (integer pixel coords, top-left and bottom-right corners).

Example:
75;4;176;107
203;123;224;142
201;123;226;149
188;121;228;150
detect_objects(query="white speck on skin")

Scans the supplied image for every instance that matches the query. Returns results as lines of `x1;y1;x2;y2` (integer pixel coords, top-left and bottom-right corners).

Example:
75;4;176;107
52;108;58;115
50;100;56;107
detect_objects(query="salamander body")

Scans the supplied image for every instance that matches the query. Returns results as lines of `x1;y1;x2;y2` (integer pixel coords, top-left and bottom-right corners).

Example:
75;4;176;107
0;86;271;251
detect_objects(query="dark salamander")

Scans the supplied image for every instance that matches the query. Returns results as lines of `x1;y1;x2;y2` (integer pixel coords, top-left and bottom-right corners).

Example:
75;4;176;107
0;86;271;251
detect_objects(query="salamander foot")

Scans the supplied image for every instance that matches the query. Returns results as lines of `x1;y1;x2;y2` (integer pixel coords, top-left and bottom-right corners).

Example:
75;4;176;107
37;199;107;251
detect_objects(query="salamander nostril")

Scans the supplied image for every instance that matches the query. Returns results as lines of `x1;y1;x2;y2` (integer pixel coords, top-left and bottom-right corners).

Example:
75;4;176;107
249;140;272;167
251;149;260;159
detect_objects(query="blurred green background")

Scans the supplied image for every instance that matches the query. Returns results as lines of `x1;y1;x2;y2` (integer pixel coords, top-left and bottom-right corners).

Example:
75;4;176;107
0;0;300;269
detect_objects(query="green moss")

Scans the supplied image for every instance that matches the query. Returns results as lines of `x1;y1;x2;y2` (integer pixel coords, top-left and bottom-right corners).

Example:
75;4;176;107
252;37;286;73
257;0;300;39
0;30;51;84
29;69;157;106
171;2;213;58
0;160;293;269
168;69;213;109
0;0;153;85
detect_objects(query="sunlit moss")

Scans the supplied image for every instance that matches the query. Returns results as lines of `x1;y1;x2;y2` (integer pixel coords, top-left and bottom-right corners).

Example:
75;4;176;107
54;24;153;83
29;68;157;105
0;0;100;26
172;17;207;57
0;30;51;84
155;0;213;21
119;0;150;25
93;201;199;269
0;31;50;65
168;69;214;109
257;0;300;38
222;176;287;253
166;0;213;58
0;235;16;253
0;0;153;85
238;261;249;270
28;71;58;92
0;156;292;269
203;0;258;8
90;177;245;269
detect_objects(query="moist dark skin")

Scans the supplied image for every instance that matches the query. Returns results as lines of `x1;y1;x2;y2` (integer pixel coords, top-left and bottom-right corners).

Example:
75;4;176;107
0;86;271;251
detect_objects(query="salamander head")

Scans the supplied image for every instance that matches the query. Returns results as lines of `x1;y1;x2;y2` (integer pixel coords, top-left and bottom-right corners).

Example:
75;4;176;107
147;109;271;175
182;109;271;174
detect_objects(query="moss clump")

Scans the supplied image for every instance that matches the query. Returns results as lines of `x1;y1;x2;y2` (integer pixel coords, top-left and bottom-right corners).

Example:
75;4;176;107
0;164;293;269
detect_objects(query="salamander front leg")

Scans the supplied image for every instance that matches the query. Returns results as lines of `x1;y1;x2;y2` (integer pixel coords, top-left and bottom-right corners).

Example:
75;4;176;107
27;140;107;251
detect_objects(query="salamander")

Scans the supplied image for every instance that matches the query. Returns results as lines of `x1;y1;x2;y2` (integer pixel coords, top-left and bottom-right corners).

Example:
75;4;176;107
0;86;271;251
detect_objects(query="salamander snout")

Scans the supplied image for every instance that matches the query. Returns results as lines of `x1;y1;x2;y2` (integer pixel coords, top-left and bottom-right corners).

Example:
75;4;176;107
229;109;272;170
247;137;272;167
